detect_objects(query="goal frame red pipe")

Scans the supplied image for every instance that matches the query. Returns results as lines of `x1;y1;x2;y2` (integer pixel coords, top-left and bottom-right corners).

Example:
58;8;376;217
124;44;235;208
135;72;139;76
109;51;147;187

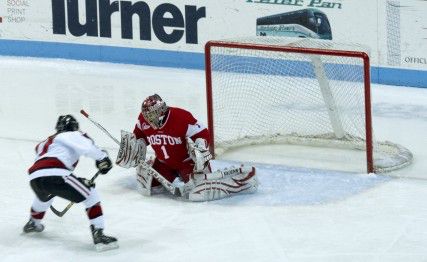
205;40;374;173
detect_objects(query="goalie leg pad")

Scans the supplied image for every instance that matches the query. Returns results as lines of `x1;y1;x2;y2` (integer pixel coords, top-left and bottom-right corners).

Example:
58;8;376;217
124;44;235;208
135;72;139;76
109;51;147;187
184;166;258;202
137;160;182;197
136;163;153;196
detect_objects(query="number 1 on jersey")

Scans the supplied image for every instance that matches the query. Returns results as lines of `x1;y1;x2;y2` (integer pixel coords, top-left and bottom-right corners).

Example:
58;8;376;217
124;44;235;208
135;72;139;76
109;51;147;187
160;145;170;159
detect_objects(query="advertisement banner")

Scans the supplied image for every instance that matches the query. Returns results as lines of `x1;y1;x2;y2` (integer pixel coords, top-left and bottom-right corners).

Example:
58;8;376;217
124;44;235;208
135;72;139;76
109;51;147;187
0;0;426;86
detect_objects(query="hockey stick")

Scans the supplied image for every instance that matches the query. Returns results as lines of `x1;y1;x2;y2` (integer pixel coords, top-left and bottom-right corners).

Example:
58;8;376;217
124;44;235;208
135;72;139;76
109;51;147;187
50;171;101;217
80;110;120;145
79;109;181;196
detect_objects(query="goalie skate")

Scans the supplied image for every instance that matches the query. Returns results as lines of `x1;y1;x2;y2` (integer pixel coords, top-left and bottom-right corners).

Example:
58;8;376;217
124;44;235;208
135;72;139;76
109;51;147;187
184;166;258;202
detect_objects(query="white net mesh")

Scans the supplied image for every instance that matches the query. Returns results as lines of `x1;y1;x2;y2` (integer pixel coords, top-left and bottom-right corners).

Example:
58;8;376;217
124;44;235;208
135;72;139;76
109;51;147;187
207;37;412;173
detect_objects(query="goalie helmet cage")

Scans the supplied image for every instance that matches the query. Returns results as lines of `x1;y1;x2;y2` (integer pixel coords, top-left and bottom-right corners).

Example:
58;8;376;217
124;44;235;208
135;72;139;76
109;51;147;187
205;37;412;173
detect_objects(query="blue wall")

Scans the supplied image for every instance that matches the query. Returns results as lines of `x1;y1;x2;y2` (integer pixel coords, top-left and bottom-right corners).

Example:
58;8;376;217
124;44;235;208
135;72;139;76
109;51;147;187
0;39;425;88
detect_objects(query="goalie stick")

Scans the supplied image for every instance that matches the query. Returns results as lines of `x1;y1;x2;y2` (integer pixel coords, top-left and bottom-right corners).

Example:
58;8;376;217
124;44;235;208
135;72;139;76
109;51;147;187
79;109;180;196
50;171;101;217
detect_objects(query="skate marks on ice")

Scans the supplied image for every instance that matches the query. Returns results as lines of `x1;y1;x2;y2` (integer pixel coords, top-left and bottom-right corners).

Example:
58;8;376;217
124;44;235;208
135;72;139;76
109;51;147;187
374;103;427;121
1;227;111;260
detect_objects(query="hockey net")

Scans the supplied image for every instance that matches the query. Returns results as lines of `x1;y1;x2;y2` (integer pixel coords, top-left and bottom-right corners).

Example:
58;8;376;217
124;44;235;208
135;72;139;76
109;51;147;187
205;37;412;173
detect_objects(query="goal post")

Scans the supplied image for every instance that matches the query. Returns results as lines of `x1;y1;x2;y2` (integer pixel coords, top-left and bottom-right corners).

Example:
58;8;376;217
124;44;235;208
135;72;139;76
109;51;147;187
205;37;412;173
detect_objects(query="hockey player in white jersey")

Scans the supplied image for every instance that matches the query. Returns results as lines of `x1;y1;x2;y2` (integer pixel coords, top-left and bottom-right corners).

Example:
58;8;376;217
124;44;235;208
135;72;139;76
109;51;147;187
23;115;118;251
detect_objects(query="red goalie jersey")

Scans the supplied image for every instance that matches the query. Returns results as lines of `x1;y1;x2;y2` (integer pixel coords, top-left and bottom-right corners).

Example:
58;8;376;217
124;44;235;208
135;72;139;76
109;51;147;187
133;107;210;173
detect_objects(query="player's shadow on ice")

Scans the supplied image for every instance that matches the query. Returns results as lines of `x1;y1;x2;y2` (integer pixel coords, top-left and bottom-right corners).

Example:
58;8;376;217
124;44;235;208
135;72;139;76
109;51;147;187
114;164;391;206
19;231;97;252
214;164;391;206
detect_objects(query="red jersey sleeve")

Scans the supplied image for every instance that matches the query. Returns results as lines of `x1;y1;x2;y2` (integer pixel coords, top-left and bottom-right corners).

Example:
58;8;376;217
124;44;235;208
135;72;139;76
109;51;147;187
190;128;210;146
133;113;150;145
181;110;210;146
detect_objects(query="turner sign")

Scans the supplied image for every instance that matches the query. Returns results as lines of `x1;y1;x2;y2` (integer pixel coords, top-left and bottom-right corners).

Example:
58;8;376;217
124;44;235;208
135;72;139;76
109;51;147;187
51;0;206;44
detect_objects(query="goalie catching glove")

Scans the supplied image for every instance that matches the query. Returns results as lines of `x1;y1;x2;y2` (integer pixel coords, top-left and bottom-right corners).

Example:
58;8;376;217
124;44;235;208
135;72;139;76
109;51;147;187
116;130;147;168
186;137;212;173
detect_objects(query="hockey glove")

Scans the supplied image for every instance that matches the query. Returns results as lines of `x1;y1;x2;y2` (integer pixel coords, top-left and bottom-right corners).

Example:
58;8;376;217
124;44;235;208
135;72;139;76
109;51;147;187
116;130;147;168
96;156;113;174
187;138;212;173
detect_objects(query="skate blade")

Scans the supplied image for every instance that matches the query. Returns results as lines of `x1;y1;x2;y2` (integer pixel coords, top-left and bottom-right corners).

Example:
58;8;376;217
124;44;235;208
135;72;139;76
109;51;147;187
23;230;44;234
95;242;119;252
23;226;45;234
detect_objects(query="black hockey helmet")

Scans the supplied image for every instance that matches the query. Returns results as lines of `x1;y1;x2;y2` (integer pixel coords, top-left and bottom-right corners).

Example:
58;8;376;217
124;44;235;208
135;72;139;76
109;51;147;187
55;114;79;132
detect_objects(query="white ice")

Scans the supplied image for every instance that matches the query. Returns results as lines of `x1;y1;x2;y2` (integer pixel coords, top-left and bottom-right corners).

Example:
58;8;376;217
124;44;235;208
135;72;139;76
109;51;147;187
0;56;426;262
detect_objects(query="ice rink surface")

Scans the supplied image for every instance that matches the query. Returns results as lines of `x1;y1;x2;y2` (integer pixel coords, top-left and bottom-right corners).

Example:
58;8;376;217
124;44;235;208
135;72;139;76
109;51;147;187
0;57;426;261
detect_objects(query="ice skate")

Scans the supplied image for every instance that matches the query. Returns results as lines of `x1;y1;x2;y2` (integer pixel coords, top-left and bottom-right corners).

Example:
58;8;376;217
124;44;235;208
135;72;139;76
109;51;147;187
90;225;119;252
23;219;45;233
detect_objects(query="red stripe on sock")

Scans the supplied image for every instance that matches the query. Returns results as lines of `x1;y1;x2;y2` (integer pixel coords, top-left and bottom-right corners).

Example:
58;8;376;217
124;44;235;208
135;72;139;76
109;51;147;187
31;208;46;220
86;203;103;219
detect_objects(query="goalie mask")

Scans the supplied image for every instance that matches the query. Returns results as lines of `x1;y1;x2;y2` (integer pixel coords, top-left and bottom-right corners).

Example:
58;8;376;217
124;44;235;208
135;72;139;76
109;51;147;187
141;94;168;129
55;114;79;133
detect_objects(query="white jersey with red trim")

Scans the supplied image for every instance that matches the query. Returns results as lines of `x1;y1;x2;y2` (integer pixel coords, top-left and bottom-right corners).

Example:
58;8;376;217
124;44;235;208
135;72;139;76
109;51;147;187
28;131;107;180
